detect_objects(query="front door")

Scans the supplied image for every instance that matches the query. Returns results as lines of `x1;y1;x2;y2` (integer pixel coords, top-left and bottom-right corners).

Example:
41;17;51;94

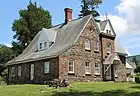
30;64;34;80
104;65;112;81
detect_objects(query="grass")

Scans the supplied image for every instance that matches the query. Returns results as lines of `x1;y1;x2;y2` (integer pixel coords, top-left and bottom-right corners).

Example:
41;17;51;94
0;82;139;96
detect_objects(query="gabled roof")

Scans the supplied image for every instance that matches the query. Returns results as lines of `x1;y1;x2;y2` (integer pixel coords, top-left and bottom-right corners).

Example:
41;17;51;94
6;15;127;65
103;53;122;65
126;59;136;69
99;19;116;36
7;15;95;65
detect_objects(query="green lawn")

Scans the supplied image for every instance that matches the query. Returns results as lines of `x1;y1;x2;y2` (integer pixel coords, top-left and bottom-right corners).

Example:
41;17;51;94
0;82;140;96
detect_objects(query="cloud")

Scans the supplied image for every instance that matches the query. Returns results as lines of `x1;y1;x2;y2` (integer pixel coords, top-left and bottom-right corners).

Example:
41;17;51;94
100;0;140;55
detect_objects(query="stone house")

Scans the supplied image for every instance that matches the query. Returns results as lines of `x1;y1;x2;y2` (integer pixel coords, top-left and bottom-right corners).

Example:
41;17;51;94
6;8;131;84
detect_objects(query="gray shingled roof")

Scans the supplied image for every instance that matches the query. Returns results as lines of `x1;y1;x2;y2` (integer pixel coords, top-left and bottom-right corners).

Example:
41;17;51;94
115;39;127;55
6;15;127;65
99;20;107;31
6;15;92;65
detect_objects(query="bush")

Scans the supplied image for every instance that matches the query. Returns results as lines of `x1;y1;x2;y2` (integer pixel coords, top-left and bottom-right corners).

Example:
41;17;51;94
135;73;140;83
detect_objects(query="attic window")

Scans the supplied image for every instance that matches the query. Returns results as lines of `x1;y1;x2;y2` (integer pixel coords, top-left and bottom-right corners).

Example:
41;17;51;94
44;42;47;48
40;43;42;49
106;30;109;34
85;39;91;51
109;30;111;34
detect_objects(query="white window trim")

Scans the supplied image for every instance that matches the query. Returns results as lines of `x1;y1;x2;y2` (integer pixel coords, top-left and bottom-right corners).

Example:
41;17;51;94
95;63;101;75
44;62;50;73
11;67;15;77
106;42;111;53
94;40;99;52
68;59;74;73
39;43;43;50
85;62;91;74
18;66;21;76
85;39;91;51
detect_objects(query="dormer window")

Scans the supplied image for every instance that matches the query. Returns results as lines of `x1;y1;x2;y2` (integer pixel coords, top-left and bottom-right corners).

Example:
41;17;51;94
40;43;42;50
44;42;47;48
106;30;109;34
109;30;111;34
106;42;111;53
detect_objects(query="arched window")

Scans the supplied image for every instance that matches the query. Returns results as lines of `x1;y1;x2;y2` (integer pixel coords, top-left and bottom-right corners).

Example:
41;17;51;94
85;39;90;51
106;42;111;53
94;40;99;51
68;58;74;73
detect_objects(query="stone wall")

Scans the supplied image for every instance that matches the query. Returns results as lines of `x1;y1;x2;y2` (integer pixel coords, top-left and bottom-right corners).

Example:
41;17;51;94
58;20;103;82
8;57;59;84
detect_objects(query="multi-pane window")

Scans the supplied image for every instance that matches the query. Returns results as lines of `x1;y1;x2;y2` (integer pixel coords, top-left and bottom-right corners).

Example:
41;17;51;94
11;67;15;77
106;42;111;53
85;39;90;51
18;66;21;76
95;63;100;75
69;59;74;73
44;62;49;73
40;43;42;50
94;40;99;51
85;62;91;74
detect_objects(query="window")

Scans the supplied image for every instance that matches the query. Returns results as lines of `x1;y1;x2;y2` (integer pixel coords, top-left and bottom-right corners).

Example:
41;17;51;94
44;62;49;73
85;39;90;51
106;30;109;33
109;30;111;34
95;63;100;75
44;42;47;48
94;40;99;51
68;59;74;73
11;67;15;77
40;43;42;50
18;66;21;76
106;42;111;53
85;62;91;74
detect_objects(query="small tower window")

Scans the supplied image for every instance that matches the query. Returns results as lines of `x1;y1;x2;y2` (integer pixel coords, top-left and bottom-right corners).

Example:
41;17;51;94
39;43;42;50
106;30;109;34
106;42;111;53
44;42;47;48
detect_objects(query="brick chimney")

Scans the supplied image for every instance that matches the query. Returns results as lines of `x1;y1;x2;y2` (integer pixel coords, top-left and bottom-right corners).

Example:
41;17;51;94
64;8;72;24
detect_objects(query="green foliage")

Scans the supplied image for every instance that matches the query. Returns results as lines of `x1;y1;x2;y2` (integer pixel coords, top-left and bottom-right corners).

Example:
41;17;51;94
79;0;102;21
134;66;140;73
0;44;14;64
12;1;52;55
0;44;13;84
135;73;140;83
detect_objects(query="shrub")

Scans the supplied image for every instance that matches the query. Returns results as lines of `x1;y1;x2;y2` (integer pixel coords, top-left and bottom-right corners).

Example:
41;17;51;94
135;73;140;83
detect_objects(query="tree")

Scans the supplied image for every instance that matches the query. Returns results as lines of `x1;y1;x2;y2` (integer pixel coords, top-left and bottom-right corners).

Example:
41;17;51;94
0;44;13;83
12;1;52;55
79;0;102;21
0;44;14;64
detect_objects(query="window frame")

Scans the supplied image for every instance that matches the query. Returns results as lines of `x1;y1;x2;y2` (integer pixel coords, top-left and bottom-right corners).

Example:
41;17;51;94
18;66;21;77
94;40;99;52
106;42;111;53
39;43;43;50
44;41;47;48
68;58;74;73
85;39;91;51
44;62;50;73
94;63;100;75
11;67;15;77
85;62;91;74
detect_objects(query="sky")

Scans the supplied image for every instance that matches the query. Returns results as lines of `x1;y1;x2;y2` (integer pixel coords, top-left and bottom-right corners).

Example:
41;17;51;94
0;0;140;56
